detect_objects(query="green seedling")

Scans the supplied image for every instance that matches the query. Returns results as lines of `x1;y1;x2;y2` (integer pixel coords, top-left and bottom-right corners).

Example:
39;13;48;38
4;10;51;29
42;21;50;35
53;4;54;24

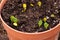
38;19;43;27
10;16;18;23
10;16;18;26
44;22;49;29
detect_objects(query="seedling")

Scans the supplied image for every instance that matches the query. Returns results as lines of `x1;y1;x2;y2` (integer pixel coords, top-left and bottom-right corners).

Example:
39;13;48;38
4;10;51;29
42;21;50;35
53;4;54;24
38;19;43;27
37;1;42;7
22;9;26;12
13;23;18;26
51;14;55;17
44;22;49;29
30;3;34;6
22;3;27;12
23;3;27;9
43;17;47;22
10;16;18;26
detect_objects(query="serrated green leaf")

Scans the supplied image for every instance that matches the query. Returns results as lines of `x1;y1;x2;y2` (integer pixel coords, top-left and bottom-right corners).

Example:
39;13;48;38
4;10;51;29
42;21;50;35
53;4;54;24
38;19;43;27
10;16;18;23
44;22;49;29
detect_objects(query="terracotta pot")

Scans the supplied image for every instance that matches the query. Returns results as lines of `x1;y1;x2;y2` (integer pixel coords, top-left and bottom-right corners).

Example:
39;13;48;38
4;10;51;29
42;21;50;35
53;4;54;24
0;0;60;40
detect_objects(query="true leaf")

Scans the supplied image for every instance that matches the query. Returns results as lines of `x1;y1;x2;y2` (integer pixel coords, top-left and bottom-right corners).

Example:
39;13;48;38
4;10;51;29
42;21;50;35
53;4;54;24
44;22;49;29
10;16;18;23
38;19;43;27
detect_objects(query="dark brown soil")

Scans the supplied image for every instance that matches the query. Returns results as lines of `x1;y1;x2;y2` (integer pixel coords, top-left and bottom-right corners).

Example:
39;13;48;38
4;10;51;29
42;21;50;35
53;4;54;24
1;0;60;33
0;19;9;40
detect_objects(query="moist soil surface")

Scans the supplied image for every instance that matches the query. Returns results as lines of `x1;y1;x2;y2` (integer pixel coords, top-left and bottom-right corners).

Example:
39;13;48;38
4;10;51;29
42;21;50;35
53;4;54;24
1;0;60;33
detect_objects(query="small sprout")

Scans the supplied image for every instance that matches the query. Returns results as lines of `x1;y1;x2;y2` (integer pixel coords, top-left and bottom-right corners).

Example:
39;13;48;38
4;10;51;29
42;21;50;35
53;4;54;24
38;19;43;27
30;3;34;6
10;16;18;23
22;3;27;12
37;1;42;7
51;14;55;17
10;16;18;26
43;17;47;22
44;22;49;29
13;23;18;26
22;9;26;12
23;3;27;9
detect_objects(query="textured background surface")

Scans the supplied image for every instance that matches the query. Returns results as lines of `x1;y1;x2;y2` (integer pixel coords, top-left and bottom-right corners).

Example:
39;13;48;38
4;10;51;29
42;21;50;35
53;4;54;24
0;0;60;40
0;20;9;40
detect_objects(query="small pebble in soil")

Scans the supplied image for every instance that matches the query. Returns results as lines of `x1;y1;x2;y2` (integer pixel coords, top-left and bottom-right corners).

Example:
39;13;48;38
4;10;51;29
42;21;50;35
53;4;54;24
54;2;57;5
46;16;49;19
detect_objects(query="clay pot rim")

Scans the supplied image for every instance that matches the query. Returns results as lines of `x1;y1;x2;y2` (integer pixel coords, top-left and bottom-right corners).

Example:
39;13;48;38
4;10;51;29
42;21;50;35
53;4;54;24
0;0;60;34
0;15;60;34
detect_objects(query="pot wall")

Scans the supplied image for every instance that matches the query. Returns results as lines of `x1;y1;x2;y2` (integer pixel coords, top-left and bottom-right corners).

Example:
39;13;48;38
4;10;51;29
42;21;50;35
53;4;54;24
0;0;60;40
2;18;60;40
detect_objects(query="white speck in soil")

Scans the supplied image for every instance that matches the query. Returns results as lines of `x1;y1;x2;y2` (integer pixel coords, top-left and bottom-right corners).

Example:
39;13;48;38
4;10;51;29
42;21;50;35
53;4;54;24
55;10;59;13
54;2;57;5
53;20;56;23
25;16;28;18
21;24;25;28
56;7;58;8
53;23;55;25
46;16;49;19
47;10;50;13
